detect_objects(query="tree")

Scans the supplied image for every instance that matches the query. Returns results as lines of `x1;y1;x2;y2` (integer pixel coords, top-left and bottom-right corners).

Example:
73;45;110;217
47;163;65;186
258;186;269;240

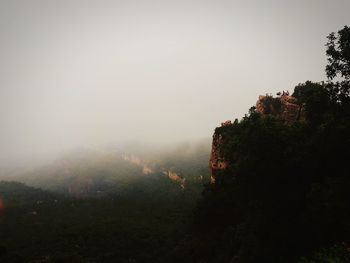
183;25;350;263
326;26;350;104
292;81;330;125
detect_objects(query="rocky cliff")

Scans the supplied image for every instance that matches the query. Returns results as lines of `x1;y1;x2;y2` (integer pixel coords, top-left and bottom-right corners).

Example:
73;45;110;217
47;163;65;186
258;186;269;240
209;124;229;183
209;93;305;183
255;93;305;124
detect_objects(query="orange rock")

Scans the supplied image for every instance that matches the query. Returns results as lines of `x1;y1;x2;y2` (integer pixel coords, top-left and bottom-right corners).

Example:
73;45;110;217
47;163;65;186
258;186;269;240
256;94;305;124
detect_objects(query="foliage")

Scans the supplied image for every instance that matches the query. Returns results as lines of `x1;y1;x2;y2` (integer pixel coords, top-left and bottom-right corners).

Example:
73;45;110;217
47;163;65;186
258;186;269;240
260;95;282;115
326;26;350;108
298;244;350;263
1;26;350;263
292;81;331;125
0;142;210;263
177;26;350;263
0;177;201;263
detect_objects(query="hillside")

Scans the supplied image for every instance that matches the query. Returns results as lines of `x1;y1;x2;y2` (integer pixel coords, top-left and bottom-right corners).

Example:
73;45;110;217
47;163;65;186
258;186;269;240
0;25;349;263
0;179;198;263
14;141;210;198
172;26;350;263
0;141;211;262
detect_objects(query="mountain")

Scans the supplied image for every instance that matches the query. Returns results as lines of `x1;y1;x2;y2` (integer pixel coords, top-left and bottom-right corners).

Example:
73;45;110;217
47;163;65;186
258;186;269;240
14;140;211;198
0;140;211;262
174;82;350;263
209;92;305;183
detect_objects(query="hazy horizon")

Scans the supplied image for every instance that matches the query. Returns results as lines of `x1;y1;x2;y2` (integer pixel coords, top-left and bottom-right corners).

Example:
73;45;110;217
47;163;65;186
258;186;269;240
1;0;349;168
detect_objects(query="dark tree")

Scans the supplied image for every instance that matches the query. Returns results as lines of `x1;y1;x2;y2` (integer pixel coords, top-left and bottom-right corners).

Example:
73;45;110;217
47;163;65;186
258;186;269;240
180;26;350;263
326;26;350;104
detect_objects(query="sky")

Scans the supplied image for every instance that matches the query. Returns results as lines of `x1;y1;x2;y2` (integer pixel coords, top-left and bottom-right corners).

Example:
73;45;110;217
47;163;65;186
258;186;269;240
0;0;349;166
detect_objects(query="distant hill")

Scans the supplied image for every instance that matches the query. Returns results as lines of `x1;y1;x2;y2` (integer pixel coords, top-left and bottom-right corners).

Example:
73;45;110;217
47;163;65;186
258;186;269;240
11;140;211;198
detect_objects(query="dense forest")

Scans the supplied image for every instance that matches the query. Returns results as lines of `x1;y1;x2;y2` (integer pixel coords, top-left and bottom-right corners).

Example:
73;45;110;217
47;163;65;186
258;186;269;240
0;143;210;263
1;26;350;262
175;26;350;263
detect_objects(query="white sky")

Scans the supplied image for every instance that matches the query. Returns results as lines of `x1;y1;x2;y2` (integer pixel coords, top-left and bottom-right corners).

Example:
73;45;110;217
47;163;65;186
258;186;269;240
0;0;349;163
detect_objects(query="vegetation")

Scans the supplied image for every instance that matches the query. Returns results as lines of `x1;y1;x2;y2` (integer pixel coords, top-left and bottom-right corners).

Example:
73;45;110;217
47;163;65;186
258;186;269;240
1;26;349;263
174;25;350;263
0;143;210;263
0;180;197;263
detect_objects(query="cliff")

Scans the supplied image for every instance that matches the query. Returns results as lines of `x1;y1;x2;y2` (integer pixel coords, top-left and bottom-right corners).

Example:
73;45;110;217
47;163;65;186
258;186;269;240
164;171;186;189
209;124;229;183
255;93;305;124
209;93;305;183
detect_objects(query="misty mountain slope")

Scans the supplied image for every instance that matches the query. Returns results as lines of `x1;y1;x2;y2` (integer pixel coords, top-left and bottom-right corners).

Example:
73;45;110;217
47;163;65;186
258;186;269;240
173;26;350;262
15;141;211;198
0;143;211;262
16;149;144;197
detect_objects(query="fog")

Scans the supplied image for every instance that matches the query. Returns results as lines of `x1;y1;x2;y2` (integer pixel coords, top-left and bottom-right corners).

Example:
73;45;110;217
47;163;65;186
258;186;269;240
0;0;349;170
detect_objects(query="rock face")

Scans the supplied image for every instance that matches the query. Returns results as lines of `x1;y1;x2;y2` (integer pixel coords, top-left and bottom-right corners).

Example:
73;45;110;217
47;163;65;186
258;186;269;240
164;171;185;189
255;93;305;124
122;154;154;175
209;131;227;183
209;93;305;183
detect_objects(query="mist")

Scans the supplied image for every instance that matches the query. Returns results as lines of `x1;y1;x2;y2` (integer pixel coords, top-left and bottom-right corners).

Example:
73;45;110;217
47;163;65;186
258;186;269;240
1;0;349;170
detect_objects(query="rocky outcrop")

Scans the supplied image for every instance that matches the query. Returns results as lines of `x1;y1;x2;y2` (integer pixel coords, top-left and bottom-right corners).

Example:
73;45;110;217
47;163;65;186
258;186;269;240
256;93;305;124
164;171;185;189
209;93;305;183
122;154;154;175
122;154;188;187
142;166;153;175
209;130;228;183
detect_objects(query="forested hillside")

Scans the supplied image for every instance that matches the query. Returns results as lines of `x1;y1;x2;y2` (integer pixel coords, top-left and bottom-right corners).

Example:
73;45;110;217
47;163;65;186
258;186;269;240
0;26;349;263
14;141;210;197
0;178;202;262
0;141;211;262
173;26;350;263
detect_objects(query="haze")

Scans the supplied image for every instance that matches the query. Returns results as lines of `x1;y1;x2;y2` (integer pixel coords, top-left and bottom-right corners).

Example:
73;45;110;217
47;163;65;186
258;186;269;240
0;0;349;169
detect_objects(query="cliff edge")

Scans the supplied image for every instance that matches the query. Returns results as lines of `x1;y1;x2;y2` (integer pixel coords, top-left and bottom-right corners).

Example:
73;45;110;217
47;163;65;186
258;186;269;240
209;93;305;183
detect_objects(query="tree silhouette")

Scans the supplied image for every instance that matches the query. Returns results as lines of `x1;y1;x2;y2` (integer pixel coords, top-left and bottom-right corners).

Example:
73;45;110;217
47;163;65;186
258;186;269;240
326;26;350;104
